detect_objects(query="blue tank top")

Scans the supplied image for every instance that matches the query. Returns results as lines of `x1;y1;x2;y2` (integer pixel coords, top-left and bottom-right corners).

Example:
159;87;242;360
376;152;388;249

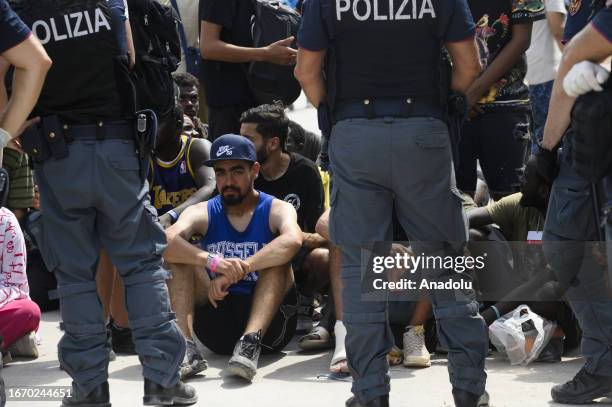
149;136;198;215
202;191;275;295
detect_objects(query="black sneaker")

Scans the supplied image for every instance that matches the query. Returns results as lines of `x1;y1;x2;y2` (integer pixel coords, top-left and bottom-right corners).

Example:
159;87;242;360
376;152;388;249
180;340;208;379
551;366;612;404
536;337;563;363
109;321;136;355
143;378;197;406
226;331;262;382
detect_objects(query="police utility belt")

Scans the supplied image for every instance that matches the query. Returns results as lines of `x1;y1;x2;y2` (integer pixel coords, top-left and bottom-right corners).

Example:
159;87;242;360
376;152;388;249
21;112;156;165
333;96;444;123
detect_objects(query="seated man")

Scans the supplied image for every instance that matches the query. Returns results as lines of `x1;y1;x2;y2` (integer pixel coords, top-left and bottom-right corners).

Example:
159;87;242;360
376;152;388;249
172;72;208;139
239;104;327;333
149;103;215;228
164;134;301;382
468;155;580;357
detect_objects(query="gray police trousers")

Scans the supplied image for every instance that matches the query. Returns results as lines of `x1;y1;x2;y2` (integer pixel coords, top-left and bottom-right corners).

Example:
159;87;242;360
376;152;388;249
543;157;612;378
31;138;185;395
328;117;488;403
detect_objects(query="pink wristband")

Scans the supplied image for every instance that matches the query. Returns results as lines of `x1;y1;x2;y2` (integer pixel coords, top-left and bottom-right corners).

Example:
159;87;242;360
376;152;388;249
210;255;223;273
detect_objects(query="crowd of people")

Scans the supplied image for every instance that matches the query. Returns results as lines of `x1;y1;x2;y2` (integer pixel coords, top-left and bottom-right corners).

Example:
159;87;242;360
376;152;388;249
0;0;611;406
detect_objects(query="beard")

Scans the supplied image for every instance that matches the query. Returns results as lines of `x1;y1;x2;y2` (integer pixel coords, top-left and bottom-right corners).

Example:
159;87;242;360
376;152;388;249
221;187;246;206
256;148;268;165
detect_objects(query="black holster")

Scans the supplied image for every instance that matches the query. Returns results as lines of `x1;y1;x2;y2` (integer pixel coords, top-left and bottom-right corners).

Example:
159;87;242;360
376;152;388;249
21;116;68;164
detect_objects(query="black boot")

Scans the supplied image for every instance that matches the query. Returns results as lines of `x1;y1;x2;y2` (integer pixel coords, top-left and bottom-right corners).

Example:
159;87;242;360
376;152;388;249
62;381;110;407
345;394;389;407
551;366;612;404
143;378;197;406
452;388;489;407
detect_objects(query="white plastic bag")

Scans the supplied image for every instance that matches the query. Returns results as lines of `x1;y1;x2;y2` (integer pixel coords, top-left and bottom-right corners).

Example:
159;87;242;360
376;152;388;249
489;304;557;365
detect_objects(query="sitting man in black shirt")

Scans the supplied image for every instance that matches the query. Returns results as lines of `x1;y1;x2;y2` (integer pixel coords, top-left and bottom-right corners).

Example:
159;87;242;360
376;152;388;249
240;104;328;333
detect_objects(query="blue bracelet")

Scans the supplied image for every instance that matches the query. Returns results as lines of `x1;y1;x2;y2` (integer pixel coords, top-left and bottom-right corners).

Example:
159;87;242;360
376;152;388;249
167;209;179;223
491;305;501;320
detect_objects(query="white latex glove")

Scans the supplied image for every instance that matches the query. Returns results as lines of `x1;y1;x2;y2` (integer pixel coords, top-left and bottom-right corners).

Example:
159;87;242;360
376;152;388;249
563;61;610;97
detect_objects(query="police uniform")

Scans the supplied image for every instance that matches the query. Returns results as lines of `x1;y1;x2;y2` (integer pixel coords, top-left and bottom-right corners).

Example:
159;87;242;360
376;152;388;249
298;1;488;405
9;0;191;403
541;2;612;404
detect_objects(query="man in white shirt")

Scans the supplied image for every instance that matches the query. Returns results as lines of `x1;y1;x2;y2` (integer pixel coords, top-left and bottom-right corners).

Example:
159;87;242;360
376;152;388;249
526;0;566;151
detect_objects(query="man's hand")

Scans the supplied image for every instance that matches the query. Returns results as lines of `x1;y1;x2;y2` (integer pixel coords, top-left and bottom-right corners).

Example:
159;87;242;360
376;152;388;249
534;145;560;185
208;275;231;308
214;258;250;285
563;61;610;97
159;214;173;229
264;37;297;66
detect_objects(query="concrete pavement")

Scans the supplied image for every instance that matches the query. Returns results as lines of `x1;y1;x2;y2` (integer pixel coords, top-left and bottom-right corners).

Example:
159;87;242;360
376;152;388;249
3;310;611;407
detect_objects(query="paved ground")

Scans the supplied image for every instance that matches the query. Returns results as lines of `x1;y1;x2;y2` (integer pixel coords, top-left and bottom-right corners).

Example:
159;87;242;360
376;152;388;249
4;102;612;406
3;310;612;407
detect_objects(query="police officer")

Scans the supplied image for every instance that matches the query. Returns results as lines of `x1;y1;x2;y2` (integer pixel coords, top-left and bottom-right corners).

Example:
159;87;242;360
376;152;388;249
8;0;197;405
295;1;487;406
536;2;612;405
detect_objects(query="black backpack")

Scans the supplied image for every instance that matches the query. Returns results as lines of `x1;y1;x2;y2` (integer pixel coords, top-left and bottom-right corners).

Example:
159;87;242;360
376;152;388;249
128;0;181;118
247;0;301;106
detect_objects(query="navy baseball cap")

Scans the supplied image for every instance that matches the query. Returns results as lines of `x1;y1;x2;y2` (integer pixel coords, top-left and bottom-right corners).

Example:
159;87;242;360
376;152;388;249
204;134;257;167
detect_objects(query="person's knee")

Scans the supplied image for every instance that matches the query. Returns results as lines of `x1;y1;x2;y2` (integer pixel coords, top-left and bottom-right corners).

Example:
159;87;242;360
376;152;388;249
302;248;329;276
15;300;42;331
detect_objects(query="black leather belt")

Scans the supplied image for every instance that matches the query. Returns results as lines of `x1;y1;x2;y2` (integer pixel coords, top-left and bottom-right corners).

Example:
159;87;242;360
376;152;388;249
63;120;134;142
334;97;444;123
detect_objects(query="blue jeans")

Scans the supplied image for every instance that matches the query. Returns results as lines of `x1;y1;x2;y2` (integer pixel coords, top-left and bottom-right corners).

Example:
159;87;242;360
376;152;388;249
529;81;554;153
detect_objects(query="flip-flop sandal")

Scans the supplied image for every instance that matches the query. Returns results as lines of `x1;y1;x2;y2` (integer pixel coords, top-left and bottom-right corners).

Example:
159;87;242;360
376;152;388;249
298;325;332;351
387;346;403;366
330;358;349;374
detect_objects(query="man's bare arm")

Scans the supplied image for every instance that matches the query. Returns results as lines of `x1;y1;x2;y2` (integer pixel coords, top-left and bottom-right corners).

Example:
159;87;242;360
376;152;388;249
295;48;327;108
467;207;494;229
547;11;566;51
0;57;8;111
246;200;303;272
466;23;532;106
302;231;328;249
542;23;612;150
444;37;482;93
315;209;330;241
164;202;210;266
163;139;216;220
200;22;296;65
0;35;51;137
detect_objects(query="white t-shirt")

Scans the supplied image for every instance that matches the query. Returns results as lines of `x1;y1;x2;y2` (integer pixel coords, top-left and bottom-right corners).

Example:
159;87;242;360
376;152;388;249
526;0;566;85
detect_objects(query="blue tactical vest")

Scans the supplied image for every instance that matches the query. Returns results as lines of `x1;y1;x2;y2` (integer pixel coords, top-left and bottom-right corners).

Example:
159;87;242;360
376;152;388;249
201;191;275;295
